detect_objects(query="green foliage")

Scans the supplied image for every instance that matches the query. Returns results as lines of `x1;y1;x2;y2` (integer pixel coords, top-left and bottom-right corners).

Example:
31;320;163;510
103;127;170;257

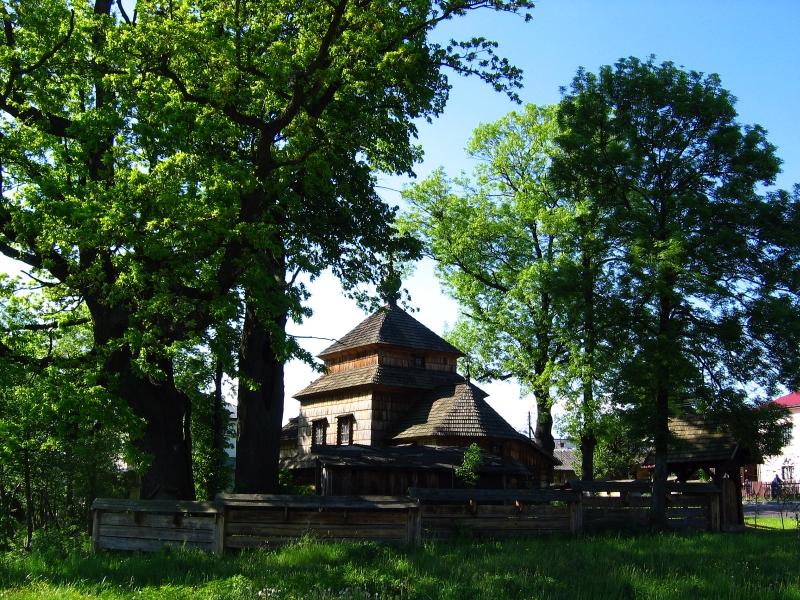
555;57;800;497
402;105;568;452
2;532;800;599
455;443;482;487
0;0;537;497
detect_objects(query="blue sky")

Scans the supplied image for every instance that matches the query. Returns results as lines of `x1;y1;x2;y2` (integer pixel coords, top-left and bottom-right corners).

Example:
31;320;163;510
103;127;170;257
285;1;800;431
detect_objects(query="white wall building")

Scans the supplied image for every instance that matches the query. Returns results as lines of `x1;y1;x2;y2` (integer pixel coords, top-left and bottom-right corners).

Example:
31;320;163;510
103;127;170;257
758;392;800;483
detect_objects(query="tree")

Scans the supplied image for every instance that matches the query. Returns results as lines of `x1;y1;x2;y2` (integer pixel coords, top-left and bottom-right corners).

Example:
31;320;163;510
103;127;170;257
403;105;567;455
0;0;535;498
0;275;134;547
556;57;800;525
134;0;536;493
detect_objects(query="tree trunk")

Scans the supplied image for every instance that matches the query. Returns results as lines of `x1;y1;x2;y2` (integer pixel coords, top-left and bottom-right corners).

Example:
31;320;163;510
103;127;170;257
207;357;227;499
534;393;555;456
580;243;598;482
234;299;286;493
580;433;596;481
103;350;195;500
22;446;32;551
651;289;672;528
121;366;196;500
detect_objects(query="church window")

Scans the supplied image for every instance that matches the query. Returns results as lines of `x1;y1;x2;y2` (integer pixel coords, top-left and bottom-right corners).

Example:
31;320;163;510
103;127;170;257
337;415;354;446
783;464;794;481
312;419;328;446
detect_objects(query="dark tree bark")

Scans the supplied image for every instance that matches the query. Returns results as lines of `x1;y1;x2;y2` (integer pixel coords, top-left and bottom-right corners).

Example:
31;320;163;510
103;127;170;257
22;446;33;551
579;245;598;481
118;357;196;500
651;284;672;528
234;299;287;493
580;433;597;481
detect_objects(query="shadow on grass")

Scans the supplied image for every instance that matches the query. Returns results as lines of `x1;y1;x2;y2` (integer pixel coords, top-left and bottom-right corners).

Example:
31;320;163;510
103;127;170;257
2;529;800;599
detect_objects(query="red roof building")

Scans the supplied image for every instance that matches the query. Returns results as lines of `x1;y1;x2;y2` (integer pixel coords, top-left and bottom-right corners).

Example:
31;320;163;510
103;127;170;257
773;391;800;410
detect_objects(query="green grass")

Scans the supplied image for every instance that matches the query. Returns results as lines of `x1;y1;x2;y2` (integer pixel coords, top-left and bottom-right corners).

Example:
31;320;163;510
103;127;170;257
744;515;800;530
1;528;799;600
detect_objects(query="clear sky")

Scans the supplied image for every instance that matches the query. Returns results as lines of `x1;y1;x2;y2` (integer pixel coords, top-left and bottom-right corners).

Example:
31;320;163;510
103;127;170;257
283;0;800;432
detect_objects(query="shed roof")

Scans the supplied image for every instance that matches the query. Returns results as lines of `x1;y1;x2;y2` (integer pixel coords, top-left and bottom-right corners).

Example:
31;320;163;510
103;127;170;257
318;303;463;359
643;414;740;467
293;364;462;399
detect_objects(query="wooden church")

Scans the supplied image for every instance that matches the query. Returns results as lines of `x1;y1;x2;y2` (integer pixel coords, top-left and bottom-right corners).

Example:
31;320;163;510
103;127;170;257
281;300;557;495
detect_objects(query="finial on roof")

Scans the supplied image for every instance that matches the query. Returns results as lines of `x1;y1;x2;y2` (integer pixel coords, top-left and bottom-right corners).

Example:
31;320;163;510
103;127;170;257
378;257;402;306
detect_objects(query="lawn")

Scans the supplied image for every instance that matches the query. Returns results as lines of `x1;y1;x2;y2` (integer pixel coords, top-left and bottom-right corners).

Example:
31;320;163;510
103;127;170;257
1;527;799;600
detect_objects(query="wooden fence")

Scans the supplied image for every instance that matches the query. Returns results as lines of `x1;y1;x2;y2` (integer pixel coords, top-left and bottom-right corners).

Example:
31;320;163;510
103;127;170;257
570;480;722;533
91;499;219;552
218;494;420;550
91;480;734;554
408;488;581;540
92;494;420;554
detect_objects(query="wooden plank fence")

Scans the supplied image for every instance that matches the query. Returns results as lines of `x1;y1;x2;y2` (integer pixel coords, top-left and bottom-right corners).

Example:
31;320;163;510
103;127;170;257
569;480;722;533
91;499;218;552
408;488;580;540
91;480;733;554
218;494;420;551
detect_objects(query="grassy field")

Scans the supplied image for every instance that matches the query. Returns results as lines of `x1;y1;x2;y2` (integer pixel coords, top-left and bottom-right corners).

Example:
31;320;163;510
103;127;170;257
1;526;799;600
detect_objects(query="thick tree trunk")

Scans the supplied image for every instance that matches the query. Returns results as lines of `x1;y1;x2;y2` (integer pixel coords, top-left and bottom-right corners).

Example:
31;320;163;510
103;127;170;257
580;433;597;481
580;244;597;482
534;393;555;456
117;360;196;500
234;300;286;493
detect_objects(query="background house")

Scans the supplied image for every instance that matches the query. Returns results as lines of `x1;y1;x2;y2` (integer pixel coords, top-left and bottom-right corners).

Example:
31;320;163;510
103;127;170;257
758;391;799;487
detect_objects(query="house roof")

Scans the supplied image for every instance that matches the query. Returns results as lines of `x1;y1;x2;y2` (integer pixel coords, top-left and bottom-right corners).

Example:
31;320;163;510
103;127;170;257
643;414;740;467
281;443;534;476
293;364;462;399
318;303;464;359
280;417;298;443
774;391;800;409
554;447;578;472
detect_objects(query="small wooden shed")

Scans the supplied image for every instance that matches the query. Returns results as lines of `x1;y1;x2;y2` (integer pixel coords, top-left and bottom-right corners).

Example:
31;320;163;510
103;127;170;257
643;415;747;529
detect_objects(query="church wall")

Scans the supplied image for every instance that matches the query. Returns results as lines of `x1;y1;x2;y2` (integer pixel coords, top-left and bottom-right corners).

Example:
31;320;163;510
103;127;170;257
298;390;373;452
371;392;423;445
325;351;379;374
378;349;457;373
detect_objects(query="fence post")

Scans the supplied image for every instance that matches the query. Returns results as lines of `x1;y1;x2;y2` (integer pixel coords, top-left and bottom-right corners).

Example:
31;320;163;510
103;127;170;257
214;505;226;556
569;494;583;535
709;492;721;532
406;503;422;546
91;508;101;553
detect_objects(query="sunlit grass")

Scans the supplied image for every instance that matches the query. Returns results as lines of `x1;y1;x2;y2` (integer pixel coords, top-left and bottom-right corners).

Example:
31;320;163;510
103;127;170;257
1;528;799;599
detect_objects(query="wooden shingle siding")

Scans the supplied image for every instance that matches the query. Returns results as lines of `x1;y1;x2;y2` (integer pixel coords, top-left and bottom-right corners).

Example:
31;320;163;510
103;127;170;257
298;391;372;451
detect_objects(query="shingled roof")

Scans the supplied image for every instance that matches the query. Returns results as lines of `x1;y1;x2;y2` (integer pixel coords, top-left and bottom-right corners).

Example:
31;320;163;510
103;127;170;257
643;414;740;467
318;303;463;359
293;364;462;399
392;381;526;443
282;443;533;476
